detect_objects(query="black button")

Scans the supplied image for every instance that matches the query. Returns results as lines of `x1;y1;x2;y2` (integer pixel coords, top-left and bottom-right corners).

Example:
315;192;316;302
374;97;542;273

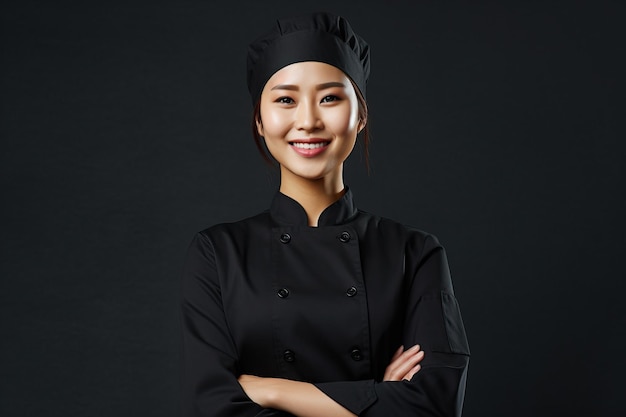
283;349;295;362
277;288;290;298
346;286;357;297
350;348;362;361
279;233;291;244
338;231;351;243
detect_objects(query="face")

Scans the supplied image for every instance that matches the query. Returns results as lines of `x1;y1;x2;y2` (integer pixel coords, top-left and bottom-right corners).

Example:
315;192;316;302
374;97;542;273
257;61;365;184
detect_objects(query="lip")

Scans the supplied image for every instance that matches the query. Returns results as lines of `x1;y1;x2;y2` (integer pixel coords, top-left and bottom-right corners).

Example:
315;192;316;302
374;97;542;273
288;138;331;158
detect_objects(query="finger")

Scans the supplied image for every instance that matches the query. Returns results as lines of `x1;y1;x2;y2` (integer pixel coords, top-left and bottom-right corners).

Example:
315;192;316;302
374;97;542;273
391;345;422;368
392;350;424;378
402;364;422;382
404;364;422;381
391;345;404;361
384;350;425;381
383;345;422;380
383;346;405;380
407;344;421;354
389;345;420;365
398;344;420;357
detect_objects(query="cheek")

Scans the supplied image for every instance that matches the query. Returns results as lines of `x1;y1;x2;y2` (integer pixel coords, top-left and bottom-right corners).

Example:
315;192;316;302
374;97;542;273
260;107;290;138
327;104;360;135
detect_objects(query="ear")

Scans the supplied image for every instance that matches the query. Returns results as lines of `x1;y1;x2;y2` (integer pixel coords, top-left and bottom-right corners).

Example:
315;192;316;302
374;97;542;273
357;117;367;134
256;116;264;137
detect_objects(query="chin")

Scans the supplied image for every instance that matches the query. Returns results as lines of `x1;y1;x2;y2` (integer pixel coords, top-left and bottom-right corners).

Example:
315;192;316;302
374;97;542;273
284;166;334;181
294;171;329;181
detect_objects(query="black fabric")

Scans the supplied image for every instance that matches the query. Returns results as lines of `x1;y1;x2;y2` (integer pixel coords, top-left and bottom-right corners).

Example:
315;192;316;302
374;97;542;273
180;190;470;416
269;188;358;227
246;12;370;104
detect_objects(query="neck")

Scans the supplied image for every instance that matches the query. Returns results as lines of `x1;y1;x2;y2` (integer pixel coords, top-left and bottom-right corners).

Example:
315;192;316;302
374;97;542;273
279;167;345;227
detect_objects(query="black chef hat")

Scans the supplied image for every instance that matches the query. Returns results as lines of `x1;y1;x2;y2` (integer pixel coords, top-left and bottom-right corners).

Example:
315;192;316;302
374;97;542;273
246;12;370;105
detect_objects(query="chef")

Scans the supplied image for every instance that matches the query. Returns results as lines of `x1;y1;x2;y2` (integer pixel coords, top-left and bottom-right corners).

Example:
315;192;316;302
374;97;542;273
180;11;470;417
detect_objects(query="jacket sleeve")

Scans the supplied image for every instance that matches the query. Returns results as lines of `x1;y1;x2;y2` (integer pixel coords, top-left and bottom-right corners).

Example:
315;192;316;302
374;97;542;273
180;232;294;417
314;234;470;417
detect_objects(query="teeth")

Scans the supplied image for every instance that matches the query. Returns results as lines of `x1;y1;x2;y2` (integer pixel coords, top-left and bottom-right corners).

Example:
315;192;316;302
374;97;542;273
291;142;328;149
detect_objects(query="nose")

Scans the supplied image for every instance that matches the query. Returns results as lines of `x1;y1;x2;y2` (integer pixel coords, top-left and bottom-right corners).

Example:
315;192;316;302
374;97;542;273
294;100;322;132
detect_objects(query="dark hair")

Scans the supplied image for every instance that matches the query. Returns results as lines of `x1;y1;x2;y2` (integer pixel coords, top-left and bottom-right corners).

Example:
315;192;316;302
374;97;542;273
251;79;371;171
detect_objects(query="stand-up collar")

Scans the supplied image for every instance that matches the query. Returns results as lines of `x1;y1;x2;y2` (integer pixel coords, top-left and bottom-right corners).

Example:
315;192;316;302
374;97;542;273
270;188;358;227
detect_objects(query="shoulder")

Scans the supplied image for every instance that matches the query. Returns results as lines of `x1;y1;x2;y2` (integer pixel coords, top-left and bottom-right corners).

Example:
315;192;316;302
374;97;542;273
194;210;272;243
355;209;443;252
183;211;272;267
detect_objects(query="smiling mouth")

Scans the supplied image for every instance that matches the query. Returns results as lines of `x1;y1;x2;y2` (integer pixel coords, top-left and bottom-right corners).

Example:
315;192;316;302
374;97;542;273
290;142;329;149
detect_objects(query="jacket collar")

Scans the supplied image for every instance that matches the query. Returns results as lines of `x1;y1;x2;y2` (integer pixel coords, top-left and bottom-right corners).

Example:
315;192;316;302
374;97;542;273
270;187;358;227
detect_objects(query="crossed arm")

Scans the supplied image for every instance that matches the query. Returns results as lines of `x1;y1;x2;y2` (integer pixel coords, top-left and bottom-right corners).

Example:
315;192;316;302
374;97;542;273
238;345;425;417
182;232;469;417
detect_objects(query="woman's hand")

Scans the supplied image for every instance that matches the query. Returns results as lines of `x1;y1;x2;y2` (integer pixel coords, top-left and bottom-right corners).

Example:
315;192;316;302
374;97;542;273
238;374;277;408
383;344;425;381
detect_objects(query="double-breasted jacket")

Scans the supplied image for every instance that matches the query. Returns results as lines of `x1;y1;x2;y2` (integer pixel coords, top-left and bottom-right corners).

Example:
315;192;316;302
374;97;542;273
180;189;470;416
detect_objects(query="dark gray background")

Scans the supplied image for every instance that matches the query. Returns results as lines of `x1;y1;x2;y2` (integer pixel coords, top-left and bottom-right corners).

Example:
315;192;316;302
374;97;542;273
1;1;624;416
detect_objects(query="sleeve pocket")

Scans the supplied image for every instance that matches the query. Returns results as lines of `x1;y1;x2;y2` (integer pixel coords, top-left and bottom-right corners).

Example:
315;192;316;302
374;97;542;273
409;291;470;356
439;291;470;355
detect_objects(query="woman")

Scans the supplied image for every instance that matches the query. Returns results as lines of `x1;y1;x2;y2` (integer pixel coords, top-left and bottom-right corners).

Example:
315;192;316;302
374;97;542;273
181;12;469;417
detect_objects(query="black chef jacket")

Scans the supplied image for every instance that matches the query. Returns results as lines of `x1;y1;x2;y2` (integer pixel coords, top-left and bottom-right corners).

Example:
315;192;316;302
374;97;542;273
180;189;470;417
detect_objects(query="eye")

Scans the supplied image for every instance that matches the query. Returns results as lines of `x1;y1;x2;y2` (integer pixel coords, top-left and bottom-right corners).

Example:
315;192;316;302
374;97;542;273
276;96;294;104
321;95;340;103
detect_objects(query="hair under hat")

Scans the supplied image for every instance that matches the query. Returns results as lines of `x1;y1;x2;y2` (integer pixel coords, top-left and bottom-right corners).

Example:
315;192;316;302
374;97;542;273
246;12;370;105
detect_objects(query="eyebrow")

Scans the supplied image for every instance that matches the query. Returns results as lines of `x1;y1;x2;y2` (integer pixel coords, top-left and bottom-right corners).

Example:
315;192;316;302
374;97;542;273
270;81;346;91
